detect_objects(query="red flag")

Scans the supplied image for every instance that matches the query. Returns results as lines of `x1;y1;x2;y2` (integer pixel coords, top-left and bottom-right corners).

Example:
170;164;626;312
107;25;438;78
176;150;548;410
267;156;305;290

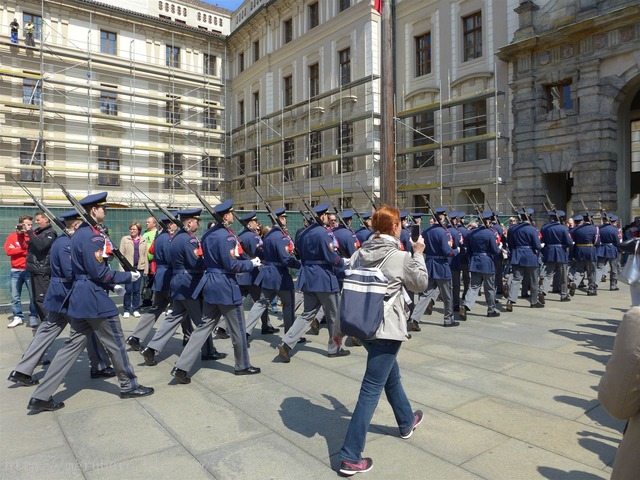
374;0;382;13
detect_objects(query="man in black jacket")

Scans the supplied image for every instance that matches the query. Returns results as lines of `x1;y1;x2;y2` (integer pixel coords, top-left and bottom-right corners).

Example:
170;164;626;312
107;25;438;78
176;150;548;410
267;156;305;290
26;212;57;327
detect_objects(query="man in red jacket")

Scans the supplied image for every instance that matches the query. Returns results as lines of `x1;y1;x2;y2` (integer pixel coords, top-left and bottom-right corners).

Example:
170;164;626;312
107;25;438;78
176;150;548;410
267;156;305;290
4;215;38;328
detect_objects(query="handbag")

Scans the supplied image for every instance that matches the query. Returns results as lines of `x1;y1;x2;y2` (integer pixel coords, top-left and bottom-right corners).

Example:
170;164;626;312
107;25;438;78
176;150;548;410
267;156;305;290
620;241;640;286
340;250;396;339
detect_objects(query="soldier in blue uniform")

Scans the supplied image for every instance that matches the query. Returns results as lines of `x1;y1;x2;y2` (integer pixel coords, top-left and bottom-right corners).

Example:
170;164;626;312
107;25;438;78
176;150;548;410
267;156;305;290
8;210;113;387
596;213;621;291
460;211;502;320
355;212;374;245
450;212;470;311
332;209;361;258
277;203;349;362
237;211;278;335
141;209;223;366
245;208;300;335
505;209;543;311
399;211;413;253
410;208;459;327
28;193;153;413
568;212;600;295
539;210;574;303
171;200;261;384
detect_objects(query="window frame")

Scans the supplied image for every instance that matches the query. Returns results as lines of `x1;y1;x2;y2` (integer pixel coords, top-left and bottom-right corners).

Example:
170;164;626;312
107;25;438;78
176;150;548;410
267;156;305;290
98;145;120;186
100;30;117;55
462;100;487;162
309;63;319;98
22;79;42;105
283;75;293;107
283;18;293;44
166;45;180;68
165;96;181;125
339;48;351;86
462;11;483;62
415;32;431;77
545;80;574;111
201;156;221;192
308;2;319;30
20;138;45;182
23;13;43;41
413;112;435;168
203;53;217;76
100;90;118;115
163;152;183;189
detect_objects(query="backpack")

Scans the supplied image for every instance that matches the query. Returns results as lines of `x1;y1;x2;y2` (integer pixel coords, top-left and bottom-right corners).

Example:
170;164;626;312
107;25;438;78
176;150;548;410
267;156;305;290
340;250;397;339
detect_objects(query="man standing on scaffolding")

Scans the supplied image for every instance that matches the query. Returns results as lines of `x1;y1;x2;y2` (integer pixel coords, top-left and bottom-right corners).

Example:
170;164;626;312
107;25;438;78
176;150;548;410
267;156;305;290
25;19;35;47
10;18;19;44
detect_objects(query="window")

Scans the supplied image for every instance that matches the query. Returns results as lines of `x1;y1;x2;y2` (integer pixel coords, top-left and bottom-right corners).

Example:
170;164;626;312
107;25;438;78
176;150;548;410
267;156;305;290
463;12;482;61
165;97;180;124
204;53;217;76
309;63;319;98
462;101;487;161
238;100;245;125
339;48;351;86
252;148;260;173
253;40;260;62
238;153;246;176
284;18;293;44
309;2;319;29
284;75;293;107
23;13;42;41
204;107;217;128
166;45;180;68
163;152;182;189
309;131;322;178
100;90;117;115
23;79;42;105
284;139;295;182
339;0;350;13
253;91;260;119
239;52;245;73
100;31;117;55
413;112;435;168
202;156;221;192
98;146;120;186
337;122;354;173
20;139;45;182
415;33;431;77
546;80;574;111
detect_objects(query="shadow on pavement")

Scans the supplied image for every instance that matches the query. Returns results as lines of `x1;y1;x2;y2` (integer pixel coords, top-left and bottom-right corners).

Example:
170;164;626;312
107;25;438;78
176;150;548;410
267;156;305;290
538;466;606;480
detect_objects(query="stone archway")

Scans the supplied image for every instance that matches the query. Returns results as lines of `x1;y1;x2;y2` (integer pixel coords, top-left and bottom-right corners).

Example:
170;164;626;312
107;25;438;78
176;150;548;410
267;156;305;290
617;72;640;224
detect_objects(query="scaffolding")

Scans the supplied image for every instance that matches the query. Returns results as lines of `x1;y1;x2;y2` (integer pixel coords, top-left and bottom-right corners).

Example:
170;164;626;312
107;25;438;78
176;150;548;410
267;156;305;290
0;0;227;208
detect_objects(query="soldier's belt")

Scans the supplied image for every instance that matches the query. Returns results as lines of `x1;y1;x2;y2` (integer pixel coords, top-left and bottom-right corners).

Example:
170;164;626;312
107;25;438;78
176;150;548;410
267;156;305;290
575;244;594;247
266;262;286;267
173;268;202;274
426;255;447;259
303;260;329;265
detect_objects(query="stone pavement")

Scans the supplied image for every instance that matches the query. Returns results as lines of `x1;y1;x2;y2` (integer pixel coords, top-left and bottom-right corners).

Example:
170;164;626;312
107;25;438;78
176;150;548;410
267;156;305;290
0;285;630;480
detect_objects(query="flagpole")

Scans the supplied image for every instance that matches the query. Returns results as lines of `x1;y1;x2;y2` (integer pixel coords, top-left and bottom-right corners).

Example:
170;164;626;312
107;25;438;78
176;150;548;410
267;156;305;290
379;0;396;207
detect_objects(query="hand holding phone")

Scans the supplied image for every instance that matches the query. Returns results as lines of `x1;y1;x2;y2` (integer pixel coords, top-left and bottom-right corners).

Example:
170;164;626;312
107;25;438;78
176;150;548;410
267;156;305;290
410;224;421;242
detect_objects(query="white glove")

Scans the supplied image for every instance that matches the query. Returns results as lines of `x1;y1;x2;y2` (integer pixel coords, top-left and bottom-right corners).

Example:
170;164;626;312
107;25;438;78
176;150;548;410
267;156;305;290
452;247;460;256
130;271;141;282
113;285;126;297
343;258;351;268
251;257;262;268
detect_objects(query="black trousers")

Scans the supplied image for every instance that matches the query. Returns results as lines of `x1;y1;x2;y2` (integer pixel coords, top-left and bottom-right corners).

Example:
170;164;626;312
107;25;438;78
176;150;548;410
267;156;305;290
30;273;50;323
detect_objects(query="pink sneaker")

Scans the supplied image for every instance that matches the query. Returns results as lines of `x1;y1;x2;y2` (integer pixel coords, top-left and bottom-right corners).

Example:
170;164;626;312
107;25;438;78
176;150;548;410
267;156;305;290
400;410;424;439
339;457;373;476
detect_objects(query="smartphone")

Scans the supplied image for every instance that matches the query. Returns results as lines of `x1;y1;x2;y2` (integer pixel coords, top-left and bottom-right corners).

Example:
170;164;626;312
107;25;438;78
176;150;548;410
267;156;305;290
411;224;421;242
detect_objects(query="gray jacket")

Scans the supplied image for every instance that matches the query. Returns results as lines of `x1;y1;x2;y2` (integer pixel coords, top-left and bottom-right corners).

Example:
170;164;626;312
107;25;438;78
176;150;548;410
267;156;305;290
349;234;428;341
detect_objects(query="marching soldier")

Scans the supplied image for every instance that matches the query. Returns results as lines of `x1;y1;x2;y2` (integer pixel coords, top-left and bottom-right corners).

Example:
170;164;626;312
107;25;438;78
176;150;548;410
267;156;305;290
171;200;261;383
332;209;360;258
354;212;373;246
450;212;470;311
539;210;574;303
505;208;543;311
141;209;224;366
569;212;600;296
277;203;350;362
596;213;621;291
28;193;153;413
460;211;502;319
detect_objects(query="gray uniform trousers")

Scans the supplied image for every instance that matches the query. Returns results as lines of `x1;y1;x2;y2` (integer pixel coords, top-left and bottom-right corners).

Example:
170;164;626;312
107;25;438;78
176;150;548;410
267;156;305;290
540;262;569;299
175;303;250;372
596;257;620;288
462;272;497;314
15;311;111;377
569;260;597;293
411;277;453;324
246;288;294;333
294;291;324;318
129;290;193;343
146;298;214;356
282;291;340;354
507;265;539;304
241;285;269;328
32;315;139;400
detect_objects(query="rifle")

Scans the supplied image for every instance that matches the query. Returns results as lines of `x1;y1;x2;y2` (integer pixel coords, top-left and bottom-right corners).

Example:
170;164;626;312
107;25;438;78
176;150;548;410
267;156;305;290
356;181;380;210
129;189;169;231
514;193;533;223
41;166;136;271
174;175;225;225
597;198;607;223
9;174;72;237
413;187;446;230
544;194;556;216
319;185;349;229
507;198;520;216
465;192;484;220
131;186;182;231
352;206;371;230
580;199;594;224
250;183;288;234
290;183;324;226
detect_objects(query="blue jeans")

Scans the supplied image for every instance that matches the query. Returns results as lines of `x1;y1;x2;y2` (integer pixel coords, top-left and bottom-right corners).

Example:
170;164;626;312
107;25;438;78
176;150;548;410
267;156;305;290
123;272;143;313
340;339;414;463
10;269;37;320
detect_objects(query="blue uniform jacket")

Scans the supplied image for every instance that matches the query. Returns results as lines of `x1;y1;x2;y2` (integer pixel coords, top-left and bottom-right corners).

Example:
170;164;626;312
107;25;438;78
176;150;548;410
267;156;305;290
296;224;345;293
66;223;131;319
332;225;360;257
466;226;501;274
236;228;263;286
572;223;600;261
400;228;413;253
507;222;541;267
423;225;456;280
151;230;173;292
450;225;467;270
169;229;204;301
540;221;573;263
255;226;301;291
192;224;254;305
43;235;73;314
355;226;374;246
597;224;620;259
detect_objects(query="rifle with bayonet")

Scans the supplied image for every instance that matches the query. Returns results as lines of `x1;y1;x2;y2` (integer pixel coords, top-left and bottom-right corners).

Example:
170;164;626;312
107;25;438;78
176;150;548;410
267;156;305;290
290;184;324;226
319;185;349;229
465;192;484;220
413;187;446;230
130;190;169;231
9;174;72;237
250;183;289;235
597;198;607;224
41;166;136;271
131;186;182;232
514;193;534;223
356;181;380;210
352;206;370;231
544;194;556;216
174;175;225;225
580;199;594;224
